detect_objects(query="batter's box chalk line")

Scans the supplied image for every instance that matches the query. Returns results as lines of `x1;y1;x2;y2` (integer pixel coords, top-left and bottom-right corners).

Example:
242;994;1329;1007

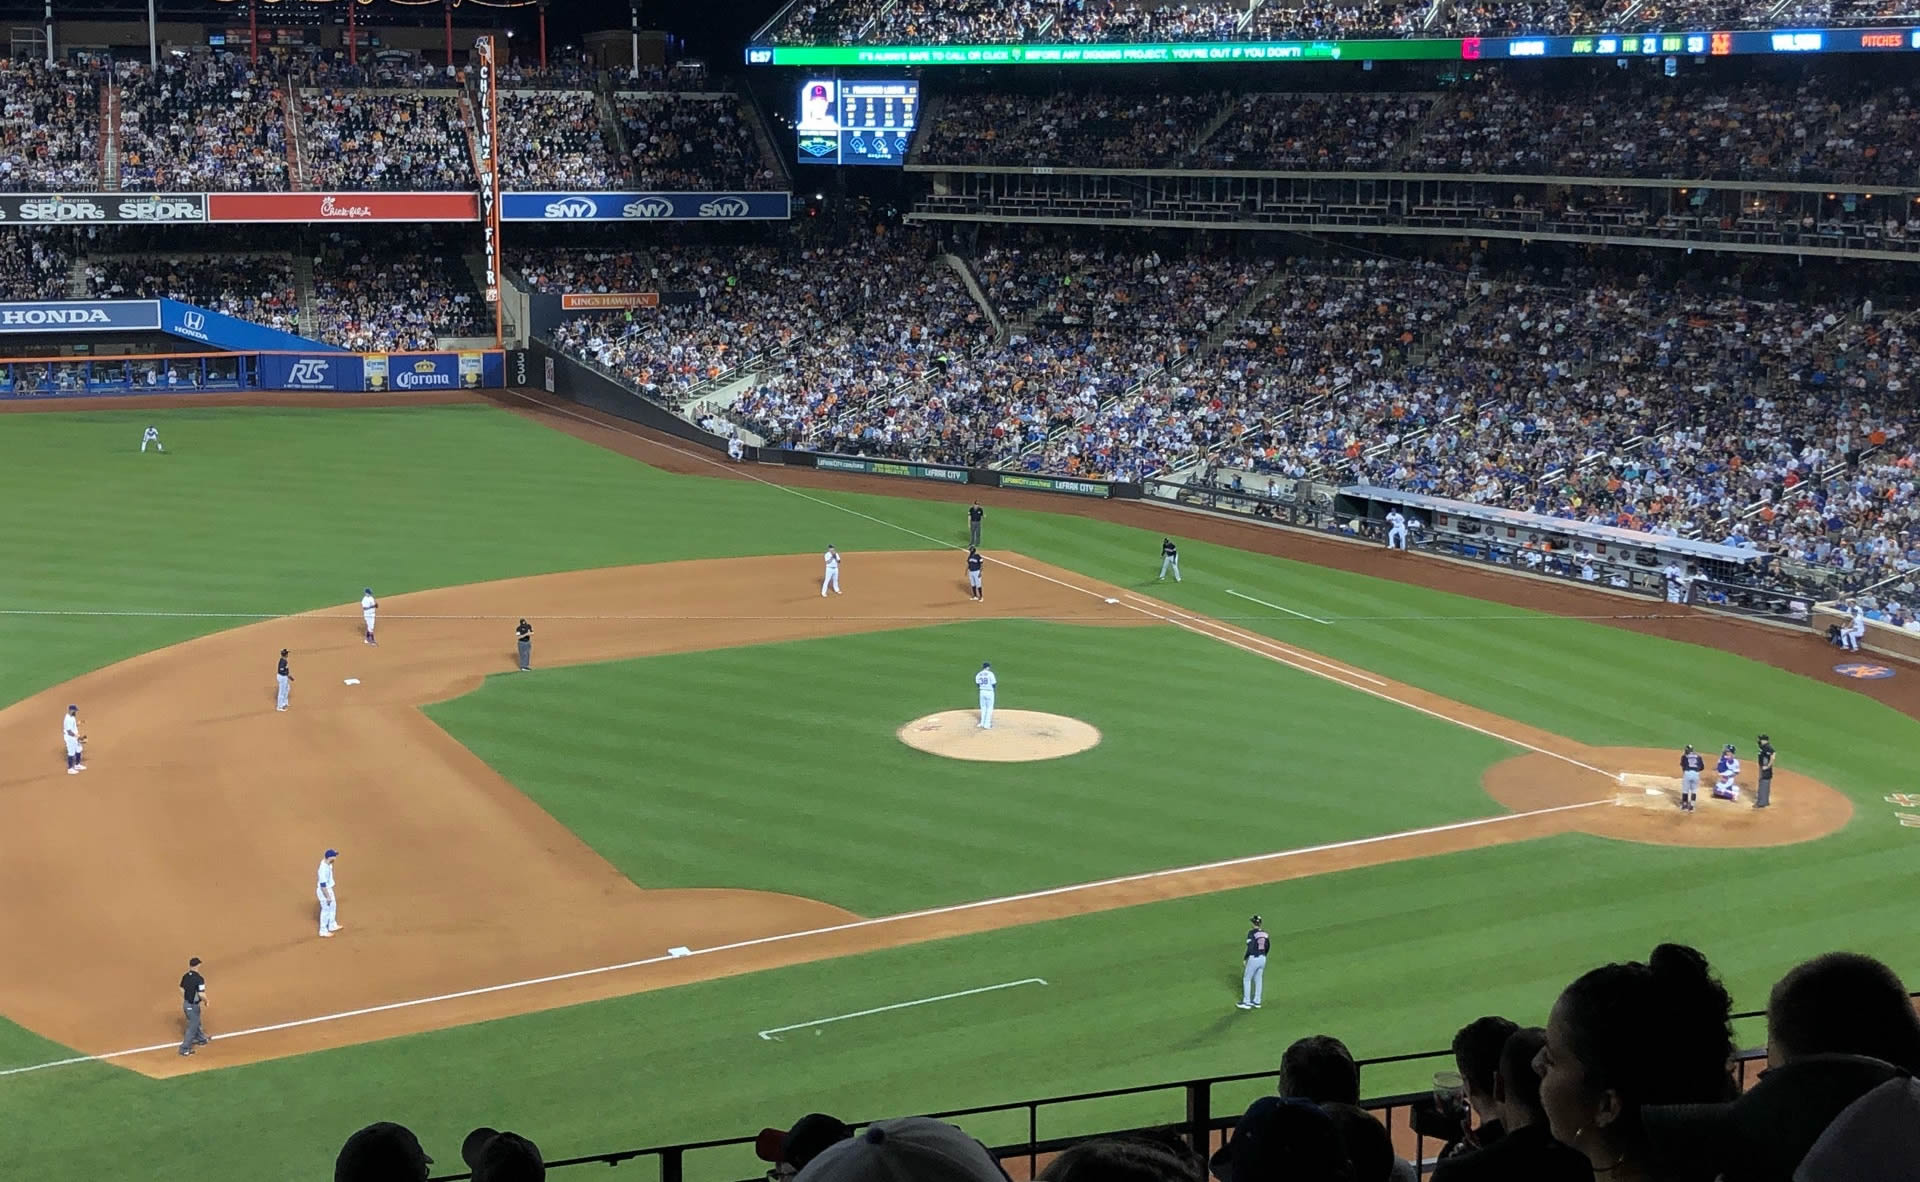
756;978;1048;1041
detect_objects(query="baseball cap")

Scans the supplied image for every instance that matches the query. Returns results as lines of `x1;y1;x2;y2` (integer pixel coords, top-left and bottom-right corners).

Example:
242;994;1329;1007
335;1121;432;1181
755;1114;854;1169
1208;1097;1350;1182
325;848;339;858
462;1127;544;1182
795;1117;1009;1182
1642;1054;1906;1182
189;957;201;967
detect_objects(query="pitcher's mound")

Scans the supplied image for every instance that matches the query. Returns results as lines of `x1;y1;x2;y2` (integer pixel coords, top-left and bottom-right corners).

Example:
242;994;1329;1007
897;710;1102;762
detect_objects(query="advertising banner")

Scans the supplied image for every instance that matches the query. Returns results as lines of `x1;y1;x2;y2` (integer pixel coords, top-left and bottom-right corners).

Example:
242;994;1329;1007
383;352;463;390
257;354;368;392
560;292;661;310
501;192;792;222
206;192;480;223
0;300;161;332
363;353;390;390
159;299;346;353
473;35;502;308
1000;473;1110;498
815;454;970;484
0;193;206;224
458;351;484;388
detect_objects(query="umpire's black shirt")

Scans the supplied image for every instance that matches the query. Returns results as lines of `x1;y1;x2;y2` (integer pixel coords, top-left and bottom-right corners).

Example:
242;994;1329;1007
969;505;983;525
516;620;533;643
180;970;205;1005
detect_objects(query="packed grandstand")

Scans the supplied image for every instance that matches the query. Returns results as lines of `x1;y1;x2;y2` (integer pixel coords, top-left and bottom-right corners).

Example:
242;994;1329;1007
1;43;1918;598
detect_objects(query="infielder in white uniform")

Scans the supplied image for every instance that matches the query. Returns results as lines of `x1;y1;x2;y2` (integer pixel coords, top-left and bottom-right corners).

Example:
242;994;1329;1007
361;588;378;645
140;425;164;453
316;849;342;936
821;546;842;596
975;661;996;729
63;703;85;774
1385;509;1409;550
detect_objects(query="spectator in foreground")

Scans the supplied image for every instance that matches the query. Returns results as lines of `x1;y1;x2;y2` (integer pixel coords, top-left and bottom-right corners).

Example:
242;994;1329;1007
1277;1037;1414;1182
1534;943;1735;1182
1209;1096;1353;1182
757;1113;855;1177
335;1121;433;1182
1443;1016;1520;1159
1639;952;1920;1182
795;1117;1010;1182
1040;1132;1206;1182
1320;1104;1394;1182
1432;1029;1591;1182
462;1127;544;1182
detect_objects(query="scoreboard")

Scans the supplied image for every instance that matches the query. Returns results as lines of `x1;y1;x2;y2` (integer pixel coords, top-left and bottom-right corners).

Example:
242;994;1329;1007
796;79;919;166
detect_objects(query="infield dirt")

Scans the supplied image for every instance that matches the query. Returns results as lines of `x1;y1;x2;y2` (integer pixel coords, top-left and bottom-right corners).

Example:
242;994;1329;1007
0;548;1851;1078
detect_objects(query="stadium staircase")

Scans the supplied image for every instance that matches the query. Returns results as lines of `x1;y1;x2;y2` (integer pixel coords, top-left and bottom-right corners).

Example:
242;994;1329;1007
99;84;119;189
293;255;318;330
594;91;631;185
944;253;1006;341
286;90;309;189
735;83;791;189
1391;93;1454;168
1189;95;1242;157
65;258;89;298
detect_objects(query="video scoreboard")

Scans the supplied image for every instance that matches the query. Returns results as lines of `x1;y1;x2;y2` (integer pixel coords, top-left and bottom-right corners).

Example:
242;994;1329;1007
796;79;919;166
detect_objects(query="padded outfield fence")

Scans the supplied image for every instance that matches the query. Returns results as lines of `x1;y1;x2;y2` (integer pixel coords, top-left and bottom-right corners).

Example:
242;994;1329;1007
424;994;1893;1182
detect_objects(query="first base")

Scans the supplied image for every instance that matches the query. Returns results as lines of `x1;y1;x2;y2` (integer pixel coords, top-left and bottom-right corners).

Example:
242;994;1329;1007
343;678;361;685
1105;597;1118;604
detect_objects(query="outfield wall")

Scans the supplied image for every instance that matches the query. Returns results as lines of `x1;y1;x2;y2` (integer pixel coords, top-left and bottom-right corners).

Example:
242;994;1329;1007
0;350;507;397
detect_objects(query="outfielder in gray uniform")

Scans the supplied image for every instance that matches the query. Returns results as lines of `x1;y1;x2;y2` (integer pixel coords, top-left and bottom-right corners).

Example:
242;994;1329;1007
1238;916;1270;1010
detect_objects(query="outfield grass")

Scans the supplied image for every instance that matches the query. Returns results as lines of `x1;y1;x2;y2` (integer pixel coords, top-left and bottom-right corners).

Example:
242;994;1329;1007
1;403;1914;1182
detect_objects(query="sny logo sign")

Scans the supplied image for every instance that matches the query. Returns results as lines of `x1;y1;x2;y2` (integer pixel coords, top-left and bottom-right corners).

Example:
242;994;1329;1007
622;197;675;219
543;198;599;219
697;197;751;218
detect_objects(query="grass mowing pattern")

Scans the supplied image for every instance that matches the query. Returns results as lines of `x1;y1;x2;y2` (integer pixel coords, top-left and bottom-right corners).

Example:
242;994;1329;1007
427;619;1515;913
0;403;1915;1182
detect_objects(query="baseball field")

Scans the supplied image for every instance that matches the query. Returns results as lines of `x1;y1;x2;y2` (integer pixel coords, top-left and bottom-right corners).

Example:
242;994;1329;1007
0;393;1913;1181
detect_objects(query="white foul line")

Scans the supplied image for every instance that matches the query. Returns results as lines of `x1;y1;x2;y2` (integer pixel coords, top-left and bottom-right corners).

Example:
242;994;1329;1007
0;799;1607;1079
1225;589;1333;625
757;978;1048;1041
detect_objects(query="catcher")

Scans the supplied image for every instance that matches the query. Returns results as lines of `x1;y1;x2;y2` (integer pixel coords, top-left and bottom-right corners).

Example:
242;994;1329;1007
63;703;87;774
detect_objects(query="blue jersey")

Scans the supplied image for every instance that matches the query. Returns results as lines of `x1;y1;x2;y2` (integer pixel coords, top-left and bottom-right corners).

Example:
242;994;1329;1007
1245;929;1270;958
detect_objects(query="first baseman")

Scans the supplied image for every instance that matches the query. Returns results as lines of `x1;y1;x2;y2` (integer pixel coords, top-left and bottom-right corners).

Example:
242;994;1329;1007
975;661;996;729
317;849;342;937
63;703;85;774
966;547;984;601
360;588;378;645
140;425;164;453
1238;915;1270;1010
1159;537;1181;582
276;648;294;711
821;546;842;596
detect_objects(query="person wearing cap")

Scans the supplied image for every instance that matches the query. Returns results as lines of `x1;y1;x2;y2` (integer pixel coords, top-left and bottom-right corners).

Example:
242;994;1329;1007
822;546;842;597
516;619;533;672
1208;1096;1353;1182
463;1126;544;1181
317;848;342;937
276;648;295;711
177;956;210;1056
975;661;996;729
335;1121;432;1182
756;1113;854;1178
1753;735;1775;809
62;702;85;774
1713;744;1740;802
795;1116;1008;1182
361;587;378;646
968;501;984;549
1238;915;1270;1011
1677;744;1704;813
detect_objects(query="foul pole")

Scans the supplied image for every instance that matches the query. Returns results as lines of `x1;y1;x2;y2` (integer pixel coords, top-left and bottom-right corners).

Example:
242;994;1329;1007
473;35;505;348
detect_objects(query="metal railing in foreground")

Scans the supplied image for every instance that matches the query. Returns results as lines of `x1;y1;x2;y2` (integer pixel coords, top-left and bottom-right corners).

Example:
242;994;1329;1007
426;1004;1833;1182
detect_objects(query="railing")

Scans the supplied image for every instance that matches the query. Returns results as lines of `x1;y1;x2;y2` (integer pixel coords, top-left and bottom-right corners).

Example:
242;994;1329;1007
422;994;1885;1182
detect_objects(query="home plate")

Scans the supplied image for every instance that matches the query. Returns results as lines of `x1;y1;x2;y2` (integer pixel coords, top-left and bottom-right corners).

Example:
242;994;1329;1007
343;678;361;685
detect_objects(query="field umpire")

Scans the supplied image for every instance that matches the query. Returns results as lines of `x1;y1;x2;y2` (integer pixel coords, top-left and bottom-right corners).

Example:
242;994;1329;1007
968;501;984;548
178;957;209;1056
516;619;533;671
1755;734;1775;808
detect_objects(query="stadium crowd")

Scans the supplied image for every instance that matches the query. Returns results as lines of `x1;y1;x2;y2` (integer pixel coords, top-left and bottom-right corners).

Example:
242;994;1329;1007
617;93;777;191
0;60;101;191
326;946;1920;1182
0;230;74;300
496;91;620;190
83;252;300;329
310;229;485;351
117;56;290;191
921;73;1920;186
298;88;474;191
